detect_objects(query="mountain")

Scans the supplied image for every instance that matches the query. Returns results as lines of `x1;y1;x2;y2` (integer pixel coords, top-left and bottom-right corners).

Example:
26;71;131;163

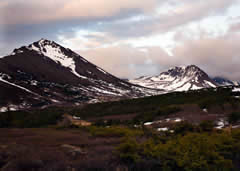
0;39;159;112
129;65;218;92
213;77;240;86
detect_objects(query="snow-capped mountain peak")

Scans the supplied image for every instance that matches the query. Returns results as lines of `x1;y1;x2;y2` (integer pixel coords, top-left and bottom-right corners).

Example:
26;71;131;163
130;65;218;92
32;39;87;79
162;65;200;78
0;39;160;112
12;39;90;79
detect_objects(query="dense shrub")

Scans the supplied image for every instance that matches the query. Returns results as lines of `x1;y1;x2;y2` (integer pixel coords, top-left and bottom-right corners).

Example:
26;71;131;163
133;106;182;124
199;120;215;132
115;138;141;164
0;108;63;128
173;122;195;135
228;112;240;124
116;132;238;170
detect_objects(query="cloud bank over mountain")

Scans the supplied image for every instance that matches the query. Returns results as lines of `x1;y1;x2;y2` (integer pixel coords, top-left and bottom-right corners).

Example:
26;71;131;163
1;0;240;80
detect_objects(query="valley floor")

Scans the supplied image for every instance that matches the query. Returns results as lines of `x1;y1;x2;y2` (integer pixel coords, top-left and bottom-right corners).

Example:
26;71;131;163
0;128;121;170
1;87;240;170
1;126;240;171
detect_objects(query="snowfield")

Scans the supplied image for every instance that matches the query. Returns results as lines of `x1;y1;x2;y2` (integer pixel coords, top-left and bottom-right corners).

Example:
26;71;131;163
232;88;240;92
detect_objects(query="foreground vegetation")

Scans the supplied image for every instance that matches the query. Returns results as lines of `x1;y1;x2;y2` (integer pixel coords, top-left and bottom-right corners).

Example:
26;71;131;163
2;123;240;170
75;123;240;170
114;125;240;170
0;87;240;170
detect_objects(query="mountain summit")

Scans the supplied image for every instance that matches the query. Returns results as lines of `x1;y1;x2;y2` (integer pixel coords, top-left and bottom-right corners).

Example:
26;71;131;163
0;39;158;111
130;65;218;92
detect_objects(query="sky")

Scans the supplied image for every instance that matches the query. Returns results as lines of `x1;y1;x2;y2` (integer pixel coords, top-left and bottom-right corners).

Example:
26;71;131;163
1;0;240;80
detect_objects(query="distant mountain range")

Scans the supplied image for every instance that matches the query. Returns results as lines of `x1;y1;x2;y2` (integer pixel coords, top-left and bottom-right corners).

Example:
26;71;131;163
129;65;239;92
213;77;240;86
0;39;239;112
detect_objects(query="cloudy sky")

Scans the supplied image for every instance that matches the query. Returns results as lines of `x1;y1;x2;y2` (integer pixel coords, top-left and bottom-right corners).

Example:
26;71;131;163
1;0;240;80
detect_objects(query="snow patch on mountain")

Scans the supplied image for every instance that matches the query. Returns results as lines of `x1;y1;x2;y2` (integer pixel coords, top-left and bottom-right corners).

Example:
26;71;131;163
28;39;87;79
97;67;108;75
175;83;192;92
0;73;36;95
191;85;203;90
204;80;216;88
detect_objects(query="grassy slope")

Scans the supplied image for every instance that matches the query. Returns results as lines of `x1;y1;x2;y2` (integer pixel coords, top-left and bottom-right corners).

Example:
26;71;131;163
73;87;239;118
0;86;239;128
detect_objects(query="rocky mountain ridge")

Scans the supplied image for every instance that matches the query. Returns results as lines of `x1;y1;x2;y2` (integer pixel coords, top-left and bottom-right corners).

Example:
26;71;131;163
0;39;159;112
129;65;218;92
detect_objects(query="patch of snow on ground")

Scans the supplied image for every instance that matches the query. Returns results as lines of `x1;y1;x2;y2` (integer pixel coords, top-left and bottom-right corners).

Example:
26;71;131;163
203;108;208;113
232;88;240;92
9;106;17;111
30;80;38;86
144;122;153;126
0;107;8;112
157;128;169;131
174;118;182;122
73;116;81;120
51;99;60;103
215;119;227;129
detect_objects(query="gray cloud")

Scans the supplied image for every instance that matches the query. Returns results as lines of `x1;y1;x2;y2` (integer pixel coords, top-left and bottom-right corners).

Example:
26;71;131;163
79;27;240;81
0;0;159;26
172;32;240;80
1;0;240;81
98;0;236;38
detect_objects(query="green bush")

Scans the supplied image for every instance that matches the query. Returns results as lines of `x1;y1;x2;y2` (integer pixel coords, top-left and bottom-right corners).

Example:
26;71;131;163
115;138;141;164
199;120;215;132
173;122;195;135
133;106;182;124
0;108;63;128
228;112;240;124
116;132;237;170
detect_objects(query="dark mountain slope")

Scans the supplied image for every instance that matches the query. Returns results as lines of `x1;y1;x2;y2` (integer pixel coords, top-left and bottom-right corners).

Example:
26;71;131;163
0;39;159;111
